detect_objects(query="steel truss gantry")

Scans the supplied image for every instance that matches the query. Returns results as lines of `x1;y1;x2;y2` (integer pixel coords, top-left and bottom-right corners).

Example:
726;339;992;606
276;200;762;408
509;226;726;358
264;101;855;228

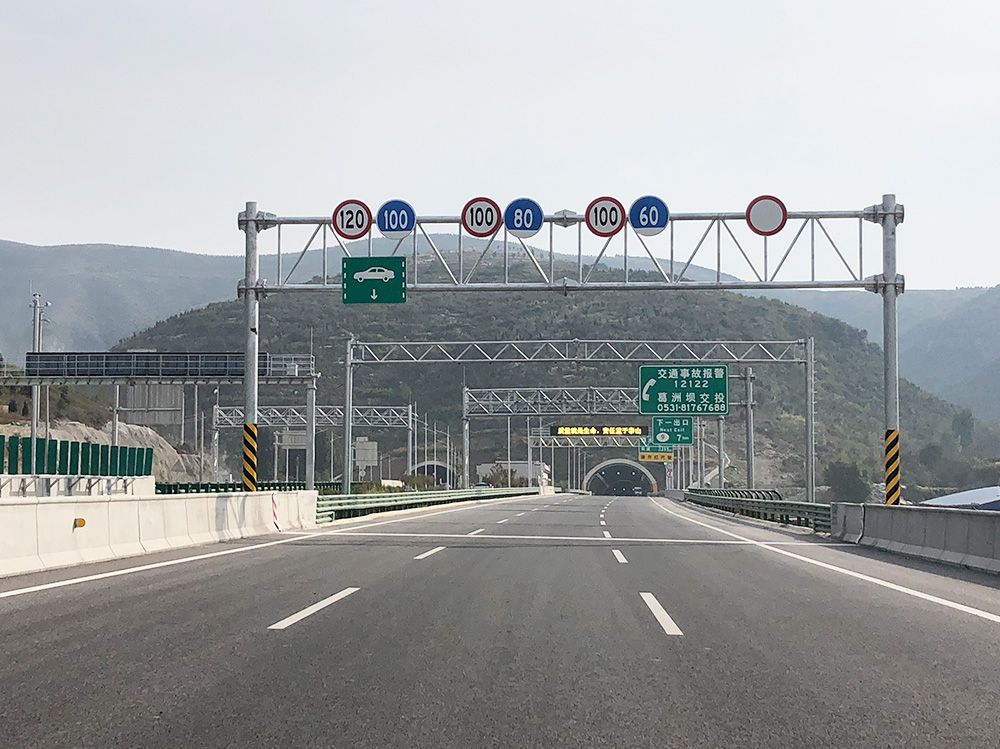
214;405;410;430
463;381;756;492
341;337;812;497
239;194;902;501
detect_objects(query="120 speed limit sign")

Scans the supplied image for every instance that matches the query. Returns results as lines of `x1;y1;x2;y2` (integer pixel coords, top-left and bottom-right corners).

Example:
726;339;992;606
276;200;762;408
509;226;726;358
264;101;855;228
461;197;502;237
585;196;626;237
332;199;372;240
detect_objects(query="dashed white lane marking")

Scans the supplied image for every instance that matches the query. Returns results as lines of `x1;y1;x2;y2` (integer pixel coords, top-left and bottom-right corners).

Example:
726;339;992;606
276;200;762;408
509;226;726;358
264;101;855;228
516;512;526;517
603;530;612;539
497;518;510;524
612;549;629;564
0;493;544;600
413;546;446;560
600;520;606;526
531;508;539;512
467;528;486;536
647;497;1000;626
268;587;360;631
640;592;683;636
316;531;843;545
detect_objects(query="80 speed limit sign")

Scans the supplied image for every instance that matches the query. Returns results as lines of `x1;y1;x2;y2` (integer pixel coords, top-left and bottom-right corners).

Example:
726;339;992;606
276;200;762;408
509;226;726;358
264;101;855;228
585;196;626;237
332;199;372;240
461;197;502;237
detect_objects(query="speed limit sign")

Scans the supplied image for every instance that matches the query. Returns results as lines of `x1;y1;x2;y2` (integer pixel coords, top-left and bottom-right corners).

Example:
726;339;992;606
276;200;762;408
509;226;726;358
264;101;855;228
628;195;670;237
461;197;502;237
585;196;626;237
332;199;372;240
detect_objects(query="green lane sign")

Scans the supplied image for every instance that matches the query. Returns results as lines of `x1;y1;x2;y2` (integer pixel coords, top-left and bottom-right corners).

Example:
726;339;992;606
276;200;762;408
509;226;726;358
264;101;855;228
342;257;406;304
651;416;694;446
638;364;729;416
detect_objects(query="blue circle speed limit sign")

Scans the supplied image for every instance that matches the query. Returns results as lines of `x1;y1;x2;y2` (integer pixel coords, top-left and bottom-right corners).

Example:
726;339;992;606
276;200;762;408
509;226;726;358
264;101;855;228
629;195;670;237
504;198;544;239
376;199;416;240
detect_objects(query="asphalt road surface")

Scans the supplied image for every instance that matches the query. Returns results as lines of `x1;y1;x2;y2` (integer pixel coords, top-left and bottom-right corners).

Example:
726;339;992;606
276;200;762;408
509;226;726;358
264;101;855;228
3;493;1000;748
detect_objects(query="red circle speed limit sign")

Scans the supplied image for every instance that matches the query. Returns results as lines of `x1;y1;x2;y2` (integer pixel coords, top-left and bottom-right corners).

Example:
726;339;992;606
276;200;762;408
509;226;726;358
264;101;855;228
745;195;788;236
332;199;372;240
585;196;626;237
461;197;502;237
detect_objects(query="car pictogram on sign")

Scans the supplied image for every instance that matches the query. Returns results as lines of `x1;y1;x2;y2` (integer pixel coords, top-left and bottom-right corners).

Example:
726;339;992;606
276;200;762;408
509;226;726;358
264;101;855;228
353;266;396;283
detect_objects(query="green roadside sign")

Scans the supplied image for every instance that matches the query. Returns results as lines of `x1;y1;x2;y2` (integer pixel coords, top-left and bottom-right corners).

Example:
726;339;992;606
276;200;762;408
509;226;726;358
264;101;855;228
651;416;694;446
342;256;406;304
638;364;729;416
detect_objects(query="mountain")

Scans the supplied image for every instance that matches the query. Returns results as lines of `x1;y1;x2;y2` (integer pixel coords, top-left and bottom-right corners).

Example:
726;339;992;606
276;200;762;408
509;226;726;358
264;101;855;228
899;286;1000;420
0;236;728;362
116;268;1000;494
750;288;989;342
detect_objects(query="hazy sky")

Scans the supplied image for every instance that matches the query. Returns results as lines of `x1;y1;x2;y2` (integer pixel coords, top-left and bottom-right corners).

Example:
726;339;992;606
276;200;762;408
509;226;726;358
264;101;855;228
2;1;998;289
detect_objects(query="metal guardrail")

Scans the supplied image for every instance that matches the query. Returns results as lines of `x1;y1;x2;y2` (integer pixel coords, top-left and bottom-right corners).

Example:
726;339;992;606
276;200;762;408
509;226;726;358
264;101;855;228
316;487;540;522
684;489;831;533
156;481;342;495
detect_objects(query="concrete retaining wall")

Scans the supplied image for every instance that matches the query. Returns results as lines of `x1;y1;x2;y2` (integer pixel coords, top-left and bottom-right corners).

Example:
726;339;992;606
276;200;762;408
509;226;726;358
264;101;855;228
0;490;318;578
832;502;1000;573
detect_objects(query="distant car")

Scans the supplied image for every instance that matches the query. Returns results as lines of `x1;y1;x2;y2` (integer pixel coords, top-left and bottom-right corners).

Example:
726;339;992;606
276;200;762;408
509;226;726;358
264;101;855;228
474;482;491;489
353;266;396;282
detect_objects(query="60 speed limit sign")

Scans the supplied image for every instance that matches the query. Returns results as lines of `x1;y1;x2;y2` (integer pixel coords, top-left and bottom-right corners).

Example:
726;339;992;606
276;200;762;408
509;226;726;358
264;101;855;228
462;197;502;237
585;196;626;237
332;199;372;240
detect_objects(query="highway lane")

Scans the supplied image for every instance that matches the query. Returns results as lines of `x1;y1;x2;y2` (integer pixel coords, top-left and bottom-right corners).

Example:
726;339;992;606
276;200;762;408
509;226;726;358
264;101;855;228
3;492;1000;747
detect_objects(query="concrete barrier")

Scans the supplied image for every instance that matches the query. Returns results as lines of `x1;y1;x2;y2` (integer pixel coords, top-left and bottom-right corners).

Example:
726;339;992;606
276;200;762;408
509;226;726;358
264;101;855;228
850;503;1000;574
0;489;319;578
830;503;865;543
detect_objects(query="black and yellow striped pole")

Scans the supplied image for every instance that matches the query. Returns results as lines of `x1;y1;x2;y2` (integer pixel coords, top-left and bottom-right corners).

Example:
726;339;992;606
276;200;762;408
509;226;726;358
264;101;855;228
884;429;900;505
242;422;258;492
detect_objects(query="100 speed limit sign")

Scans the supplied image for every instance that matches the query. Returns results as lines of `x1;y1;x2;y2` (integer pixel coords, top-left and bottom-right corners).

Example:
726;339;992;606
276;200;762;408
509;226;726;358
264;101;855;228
462;197;502;237
585;196;626;237
332;199;372;240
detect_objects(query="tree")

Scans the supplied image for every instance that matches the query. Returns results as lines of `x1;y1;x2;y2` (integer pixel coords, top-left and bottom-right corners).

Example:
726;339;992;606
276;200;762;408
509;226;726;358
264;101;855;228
952;410;974;449
824;460;870;503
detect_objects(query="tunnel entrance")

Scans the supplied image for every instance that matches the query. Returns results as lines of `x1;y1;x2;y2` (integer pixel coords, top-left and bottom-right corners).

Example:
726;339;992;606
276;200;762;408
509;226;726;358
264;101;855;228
414;461;458;488
583;459;658;496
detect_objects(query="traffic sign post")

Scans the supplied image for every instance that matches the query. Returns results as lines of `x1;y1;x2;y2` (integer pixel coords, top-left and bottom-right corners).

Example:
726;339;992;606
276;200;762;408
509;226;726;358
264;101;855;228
651;415;694;445
342;257;406;304
638;364;729;416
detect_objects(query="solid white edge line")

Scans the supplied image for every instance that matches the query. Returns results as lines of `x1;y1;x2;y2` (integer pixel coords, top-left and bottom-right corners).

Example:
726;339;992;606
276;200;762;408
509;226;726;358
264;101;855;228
647;497;1000;626
497;518;509;524
268;586;360;630
413;546;446;560
612;549;629;564
640;591;683;636
0;492;543;600
467;528;485;536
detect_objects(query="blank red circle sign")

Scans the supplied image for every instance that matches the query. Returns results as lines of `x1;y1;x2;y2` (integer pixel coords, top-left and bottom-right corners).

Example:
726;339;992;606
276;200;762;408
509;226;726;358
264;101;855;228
745;195;788;236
